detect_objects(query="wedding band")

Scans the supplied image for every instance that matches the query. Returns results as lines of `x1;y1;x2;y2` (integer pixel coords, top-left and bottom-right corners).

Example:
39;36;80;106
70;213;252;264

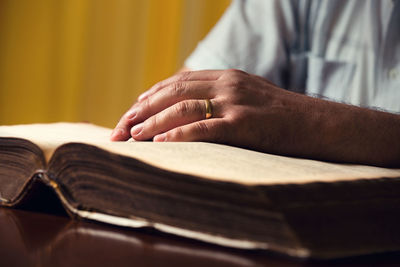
205;99;212;119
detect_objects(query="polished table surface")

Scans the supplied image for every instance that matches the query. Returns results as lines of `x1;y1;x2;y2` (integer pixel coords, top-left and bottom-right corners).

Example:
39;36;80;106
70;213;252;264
1;207;400;267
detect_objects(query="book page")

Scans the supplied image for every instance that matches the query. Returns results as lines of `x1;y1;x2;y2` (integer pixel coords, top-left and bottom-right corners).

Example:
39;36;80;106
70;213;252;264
0;122;111;161
1;122;399;185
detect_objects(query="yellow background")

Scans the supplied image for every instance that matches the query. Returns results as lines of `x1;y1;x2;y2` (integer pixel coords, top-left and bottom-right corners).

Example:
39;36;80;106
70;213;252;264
0;0;230;127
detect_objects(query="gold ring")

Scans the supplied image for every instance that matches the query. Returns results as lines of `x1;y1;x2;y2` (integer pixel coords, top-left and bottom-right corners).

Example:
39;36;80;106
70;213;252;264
205;99;212;119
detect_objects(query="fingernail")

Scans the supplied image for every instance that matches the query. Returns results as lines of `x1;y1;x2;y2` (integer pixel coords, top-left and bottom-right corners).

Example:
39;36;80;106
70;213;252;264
154;133;166;142
138;92;149;102
131;123;143;136
126;109;138;120
111;128;124;140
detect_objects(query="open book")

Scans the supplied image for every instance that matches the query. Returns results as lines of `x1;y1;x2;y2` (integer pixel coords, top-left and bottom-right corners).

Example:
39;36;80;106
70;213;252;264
1;122;400;259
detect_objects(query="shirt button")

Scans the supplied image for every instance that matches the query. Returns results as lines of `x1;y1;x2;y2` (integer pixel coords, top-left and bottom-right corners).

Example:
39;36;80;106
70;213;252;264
388;68;399;80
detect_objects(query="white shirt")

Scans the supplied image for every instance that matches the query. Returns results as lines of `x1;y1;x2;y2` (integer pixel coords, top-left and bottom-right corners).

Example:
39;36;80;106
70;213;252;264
185;0;400;113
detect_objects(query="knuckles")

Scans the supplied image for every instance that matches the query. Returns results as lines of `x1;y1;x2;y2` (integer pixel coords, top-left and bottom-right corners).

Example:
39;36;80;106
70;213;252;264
174;101;191;116
147;115;159;131
174;101;202;117
221;68;248;81
168;127;184;141
170;81;187;97
175;70;193;81
218;69;249;95
194;121;210;136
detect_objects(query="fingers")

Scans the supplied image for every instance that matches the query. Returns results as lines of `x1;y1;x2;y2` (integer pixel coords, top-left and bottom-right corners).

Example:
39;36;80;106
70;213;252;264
111;79;217;141
111;69;231;142
110;106;139;141
131;99;220;141
137;69;225;102
153;119;226;142
136;80;216;122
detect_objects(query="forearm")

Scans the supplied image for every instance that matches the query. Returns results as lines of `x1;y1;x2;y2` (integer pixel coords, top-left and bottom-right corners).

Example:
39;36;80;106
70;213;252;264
282;94;400;167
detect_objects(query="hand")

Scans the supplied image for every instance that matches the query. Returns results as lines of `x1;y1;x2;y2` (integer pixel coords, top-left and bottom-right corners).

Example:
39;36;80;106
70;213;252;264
111;69;400;167
110;69;311;156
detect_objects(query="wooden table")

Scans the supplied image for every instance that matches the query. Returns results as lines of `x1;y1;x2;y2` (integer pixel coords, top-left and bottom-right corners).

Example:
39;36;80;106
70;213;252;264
1;207;399;267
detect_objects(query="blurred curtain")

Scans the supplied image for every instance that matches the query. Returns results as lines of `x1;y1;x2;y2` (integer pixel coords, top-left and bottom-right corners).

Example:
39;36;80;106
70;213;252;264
0;0;230;127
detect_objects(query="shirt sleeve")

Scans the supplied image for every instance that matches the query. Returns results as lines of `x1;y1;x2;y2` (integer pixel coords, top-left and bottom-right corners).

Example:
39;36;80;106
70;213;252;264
184;0;304;88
